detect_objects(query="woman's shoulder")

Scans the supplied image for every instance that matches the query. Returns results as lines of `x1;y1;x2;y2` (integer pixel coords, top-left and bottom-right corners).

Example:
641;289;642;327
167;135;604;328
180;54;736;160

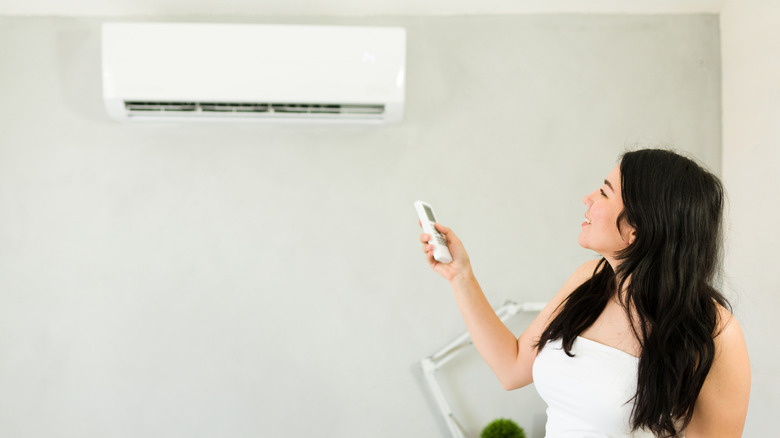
546;258;603;307
713;303;745;351
685;302;750;435
569;258;603;284
522;259;602;335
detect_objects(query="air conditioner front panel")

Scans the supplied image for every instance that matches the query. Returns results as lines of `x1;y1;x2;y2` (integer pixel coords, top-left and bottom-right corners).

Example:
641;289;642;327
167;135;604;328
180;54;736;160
102;23;406;122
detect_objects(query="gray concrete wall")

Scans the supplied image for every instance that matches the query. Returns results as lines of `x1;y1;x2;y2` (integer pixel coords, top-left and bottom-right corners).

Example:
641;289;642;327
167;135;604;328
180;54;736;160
0;15;721;437
721;0;780;435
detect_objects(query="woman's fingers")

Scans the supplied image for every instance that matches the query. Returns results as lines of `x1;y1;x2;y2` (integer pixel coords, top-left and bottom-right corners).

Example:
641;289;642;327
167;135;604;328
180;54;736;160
434;222;454;243
434;222;449;233
420;232;433;255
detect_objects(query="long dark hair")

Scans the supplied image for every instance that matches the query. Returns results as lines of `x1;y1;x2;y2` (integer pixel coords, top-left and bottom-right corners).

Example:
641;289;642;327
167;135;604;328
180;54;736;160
536;149;729;437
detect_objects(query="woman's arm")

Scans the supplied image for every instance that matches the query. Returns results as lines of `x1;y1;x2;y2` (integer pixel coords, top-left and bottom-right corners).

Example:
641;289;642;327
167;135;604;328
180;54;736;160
421;222;599;390
685;307;751;437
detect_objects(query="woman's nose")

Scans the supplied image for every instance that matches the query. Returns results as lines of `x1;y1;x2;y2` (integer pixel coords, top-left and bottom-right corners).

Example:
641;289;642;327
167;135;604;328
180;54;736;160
583;191;595;206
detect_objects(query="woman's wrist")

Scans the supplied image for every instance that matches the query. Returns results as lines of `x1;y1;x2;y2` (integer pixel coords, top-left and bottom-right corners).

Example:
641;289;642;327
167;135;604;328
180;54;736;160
449;266;476;290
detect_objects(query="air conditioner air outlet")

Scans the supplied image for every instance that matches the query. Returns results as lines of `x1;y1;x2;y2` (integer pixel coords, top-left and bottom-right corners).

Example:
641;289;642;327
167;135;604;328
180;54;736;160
124;101;385;118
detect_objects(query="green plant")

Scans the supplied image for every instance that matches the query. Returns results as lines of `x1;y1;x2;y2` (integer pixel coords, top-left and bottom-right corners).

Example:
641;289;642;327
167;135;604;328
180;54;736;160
480;418;526;438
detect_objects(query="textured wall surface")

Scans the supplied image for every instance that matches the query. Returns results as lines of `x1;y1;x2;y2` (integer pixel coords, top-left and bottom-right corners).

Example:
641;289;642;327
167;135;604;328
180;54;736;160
721;0;780;435
0;15;721;437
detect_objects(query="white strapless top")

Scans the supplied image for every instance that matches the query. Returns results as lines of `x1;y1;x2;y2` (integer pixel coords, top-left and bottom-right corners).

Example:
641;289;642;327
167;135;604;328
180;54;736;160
532;336;656;438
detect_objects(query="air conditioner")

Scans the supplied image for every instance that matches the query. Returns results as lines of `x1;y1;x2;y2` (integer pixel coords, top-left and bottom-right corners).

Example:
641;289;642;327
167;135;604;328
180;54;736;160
101;22;406;123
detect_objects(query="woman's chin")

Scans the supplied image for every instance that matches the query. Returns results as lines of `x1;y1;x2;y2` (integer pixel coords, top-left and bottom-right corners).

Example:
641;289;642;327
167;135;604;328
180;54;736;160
578;239;604;257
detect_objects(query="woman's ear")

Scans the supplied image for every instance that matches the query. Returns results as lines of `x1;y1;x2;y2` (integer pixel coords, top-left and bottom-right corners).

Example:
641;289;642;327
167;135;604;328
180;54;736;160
624;226;637;246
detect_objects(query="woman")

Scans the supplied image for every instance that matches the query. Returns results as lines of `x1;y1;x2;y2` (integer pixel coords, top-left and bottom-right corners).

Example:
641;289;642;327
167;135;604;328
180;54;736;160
419;149;750;437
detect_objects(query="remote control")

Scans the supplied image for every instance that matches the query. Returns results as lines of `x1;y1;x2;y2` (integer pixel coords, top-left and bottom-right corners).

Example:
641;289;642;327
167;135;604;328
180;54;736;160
414;200;453;264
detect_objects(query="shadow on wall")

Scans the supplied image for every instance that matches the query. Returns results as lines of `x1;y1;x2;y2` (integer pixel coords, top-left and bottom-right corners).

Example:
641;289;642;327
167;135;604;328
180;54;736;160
57;25;109;123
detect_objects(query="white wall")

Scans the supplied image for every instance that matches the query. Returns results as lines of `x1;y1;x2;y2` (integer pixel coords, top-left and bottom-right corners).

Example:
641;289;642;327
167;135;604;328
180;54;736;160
0;15;721;437
721;0;780;435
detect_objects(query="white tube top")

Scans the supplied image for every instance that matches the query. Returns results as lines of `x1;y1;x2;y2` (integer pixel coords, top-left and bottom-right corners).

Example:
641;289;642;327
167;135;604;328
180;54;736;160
532;336;655;438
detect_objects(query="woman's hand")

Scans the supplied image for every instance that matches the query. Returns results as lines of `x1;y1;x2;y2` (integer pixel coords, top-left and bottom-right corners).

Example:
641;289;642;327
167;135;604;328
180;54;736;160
420;222;472;283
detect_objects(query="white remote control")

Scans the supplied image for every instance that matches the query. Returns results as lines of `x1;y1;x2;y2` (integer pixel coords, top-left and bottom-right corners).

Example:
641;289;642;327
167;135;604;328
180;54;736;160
414;200;453;264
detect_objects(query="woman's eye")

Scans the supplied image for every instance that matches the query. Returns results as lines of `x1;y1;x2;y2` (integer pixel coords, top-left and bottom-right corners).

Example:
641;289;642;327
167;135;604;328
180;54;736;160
600;189;607;198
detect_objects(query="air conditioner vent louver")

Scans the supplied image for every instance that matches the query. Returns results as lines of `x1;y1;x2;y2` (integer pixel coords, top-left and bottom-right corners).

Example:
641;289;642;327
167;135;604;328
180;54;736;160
124;101;385;119
126;102;198;112
201;103;269;113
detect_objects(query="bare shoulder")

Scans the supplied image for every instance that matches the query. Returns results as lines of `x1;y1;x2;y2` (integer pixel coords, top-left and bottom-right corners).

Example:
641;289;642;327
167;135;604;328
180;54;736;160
522;258;602;338
563;258;602;291
537;258;602;320
578;258;603;276
711;304;749;363
548;258;603;312
686;303;751;437
712;304;750;377
714;304;742;341
509;258;604;389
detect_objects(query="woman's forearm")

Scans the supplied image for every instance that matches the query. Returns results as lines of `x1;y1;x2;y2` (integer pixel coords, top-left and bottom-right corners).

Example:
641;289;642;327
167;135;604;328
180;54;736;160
449;269;524;389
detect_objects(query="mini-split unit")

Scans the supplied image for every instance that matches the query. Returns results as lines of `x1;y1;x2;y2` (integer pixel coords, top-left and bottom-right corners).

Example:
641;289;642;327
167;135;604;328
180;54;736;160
101;22;406;123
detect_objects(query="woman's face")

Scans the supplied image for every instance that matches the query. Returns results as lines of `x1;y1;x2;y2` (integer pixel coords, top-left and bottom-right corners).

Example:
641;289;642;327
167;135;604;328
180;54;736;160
578;165;636;263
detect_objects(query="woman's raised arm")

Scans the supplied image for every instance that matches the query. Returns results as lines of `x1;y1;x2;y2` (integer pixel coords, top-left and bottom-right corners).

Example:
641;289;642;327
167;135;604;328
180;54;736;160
420;222;600;390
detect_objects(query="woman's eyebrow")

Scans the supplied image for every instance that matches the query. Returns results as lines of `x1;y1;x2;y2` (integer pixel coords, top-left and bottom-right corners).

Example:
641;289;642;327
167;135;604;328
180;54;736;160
604;179;615;192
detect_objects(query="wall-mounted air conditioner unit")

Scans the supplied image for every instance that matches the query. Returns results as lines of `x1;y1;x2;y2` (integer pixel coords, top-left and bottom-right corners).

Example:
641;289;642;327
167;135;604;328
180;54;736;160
101;22;406;123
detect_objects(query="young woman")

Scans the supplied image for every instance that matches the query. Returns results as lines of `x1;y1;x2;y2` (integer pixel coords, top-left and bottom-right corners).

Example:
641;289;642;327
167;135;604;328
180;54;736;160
419;149;750;437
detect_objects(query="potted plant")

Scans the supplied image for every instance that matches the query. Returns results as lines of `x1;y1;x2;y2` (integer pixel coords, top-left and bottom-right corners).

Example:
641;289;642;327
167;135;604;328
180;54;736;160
480;418;526;438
